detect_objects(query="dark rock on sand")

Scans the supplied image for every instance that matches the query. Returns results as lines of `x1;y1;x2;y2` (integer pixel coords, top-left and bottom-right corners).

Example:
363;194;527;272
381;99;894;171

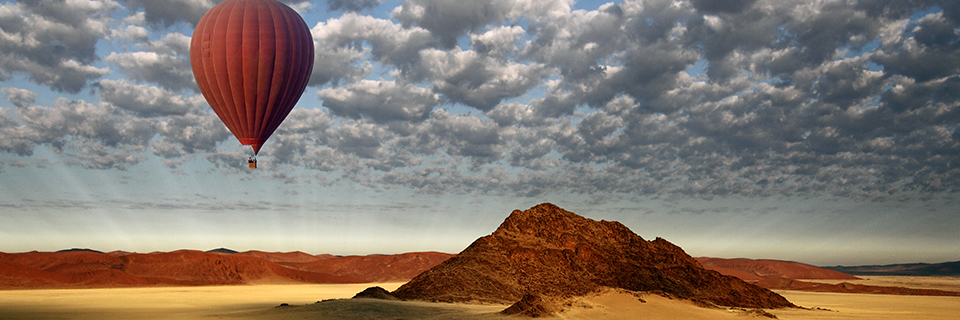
500;293;556;317
353;286;400;300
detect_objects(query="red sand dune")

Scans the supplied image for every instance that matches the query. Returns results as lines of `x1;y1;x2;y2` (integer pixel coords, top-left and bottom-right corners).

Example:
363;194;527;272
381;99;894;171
0;259;75;288
279;252;453;283
234;250;333;263
0;250;452;290
117;250;362;285
6;247;953;298
4;250;125;274
696;257;860;281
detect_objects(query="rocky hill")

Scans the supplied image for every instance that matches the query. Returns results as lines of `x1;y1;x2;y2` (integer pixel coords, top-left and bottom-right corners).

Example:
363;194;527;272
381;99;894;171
392;203;795;309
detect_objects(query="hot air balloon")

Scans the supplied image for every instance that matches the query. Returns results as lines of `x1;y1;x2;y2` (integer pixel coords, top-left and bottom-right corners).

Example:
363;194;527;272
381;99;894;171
190;0;314;168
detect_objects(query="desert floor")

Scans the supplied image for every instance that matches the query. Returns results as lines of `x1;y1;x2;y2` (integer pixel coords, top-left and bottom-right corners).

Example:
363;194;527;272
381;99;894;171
0;277;957;320
0;283;409;320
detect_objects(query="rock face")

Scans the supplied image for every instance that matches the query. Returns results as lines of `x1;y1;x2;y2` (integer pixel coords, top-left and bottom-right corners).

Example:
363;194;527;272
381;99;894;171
393;203;795;309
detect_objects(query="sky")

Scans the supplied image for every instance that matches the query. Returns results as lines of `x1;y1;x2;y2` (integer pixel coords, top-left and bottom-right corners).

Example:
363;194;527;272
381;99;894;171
0;0;958;266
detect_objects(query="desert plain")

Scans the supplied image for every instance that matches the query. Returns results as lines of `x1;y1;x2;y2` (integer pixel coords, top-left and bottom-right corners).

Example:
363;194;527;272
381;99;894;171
0;276;957;320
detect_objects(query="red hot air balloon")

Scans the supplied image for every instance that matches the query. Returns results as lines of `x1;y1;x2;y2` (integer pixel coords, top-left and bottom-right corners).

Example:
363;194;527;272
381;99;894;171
190;0;314;163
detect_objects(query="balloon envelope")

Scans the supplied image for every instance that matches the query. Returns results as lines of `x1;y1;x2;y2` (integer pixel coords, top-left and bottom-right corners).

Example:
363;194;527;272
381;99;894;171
190;0;314;155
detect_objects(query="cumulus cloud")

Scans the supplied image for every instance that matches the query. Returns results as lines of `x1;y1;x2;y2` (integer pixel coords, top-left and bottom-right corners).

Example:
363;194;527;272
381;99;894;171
422;109;502;165
487;102;552;126
318;80;440;124
96;79;204;116
151;112;230;158
470;25;525;58
392;0;515;49
327;0;381;12
0;0;115;92
872;12;960;82
104;33;194;92
0;87;155;169
119;0;217;27
417;48;548;111
310;12;436;77
119;0;311;26
2;0;960;200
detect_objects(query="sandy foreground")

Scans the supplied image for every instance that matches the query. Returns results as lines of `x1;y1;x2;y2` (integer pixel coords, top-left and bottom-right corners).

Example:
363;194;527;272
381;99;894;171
0;277;957;320
0;283;408;320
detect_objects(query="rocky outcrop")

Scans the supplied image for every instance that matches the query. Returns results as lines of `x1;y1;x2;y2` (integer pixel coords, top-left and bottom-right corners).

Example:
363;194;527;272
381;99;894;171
393;203;795;309
353;286;400;300
500;293;556;317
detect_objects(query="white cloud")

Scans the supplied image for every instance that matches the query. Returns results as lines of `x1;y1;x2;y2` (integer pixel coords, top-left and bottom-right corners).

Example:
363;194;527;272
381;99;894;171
327;0;381;12
1;0;959;200
311;12;435;69
153;112;230;158
104;48;193;92
110;24;149;42
318;80;440;124
96;79;204;116
0;0;116;92
118;0;216;27
417;48;547;111
470;25;525;58
0;87;158;168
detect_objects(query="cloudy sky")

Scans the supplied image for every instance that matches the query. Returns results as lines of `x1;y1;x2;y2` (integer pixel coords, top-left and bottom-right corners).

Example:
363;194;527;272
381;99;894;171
1;0;959;266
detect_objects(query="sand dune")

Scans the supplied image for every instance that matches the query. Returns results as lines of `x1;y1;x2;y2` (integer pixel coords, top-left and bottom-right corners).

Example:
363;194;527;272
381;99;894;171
0;250;452;289
774;290;960;320
0;283;405;320
228;288;784;320
2;283;957;320
224;298;511;320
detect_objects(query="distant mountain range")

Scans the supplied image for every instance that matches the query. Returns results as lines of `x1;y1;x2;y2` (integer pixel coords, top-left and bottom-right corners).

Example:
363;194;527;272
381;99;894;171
0;249;452;289
824;261;960;276
3;209;958;302
695;257;860;281
696;257;960;296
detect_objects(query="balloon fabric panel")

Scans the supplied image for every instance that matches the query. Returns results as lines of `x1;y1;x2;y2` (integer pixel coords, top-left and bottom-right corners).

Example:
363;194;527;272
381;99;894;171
190;0;314;155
